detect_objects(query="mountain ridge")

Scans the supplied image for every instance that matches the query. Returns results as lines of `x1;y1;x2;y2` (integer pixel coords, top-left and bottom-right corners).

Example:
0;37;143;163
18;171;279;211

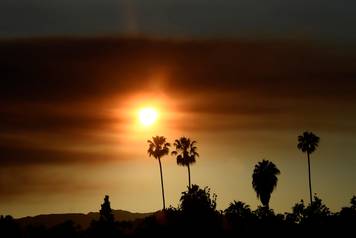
16;209;154;229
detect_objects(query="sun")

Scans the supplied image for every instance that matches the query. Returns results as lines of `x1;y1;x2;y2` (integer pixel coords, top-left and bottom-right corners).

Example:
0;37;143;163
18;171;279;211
138;107;158;126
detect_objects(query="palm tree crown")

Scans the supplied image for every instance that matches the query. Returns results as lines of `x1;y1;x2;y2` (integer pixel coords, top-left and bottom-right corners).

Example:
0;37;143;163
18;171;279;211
252;160;280;208
297;131;320;155
147;136;170;160
171;137;199;166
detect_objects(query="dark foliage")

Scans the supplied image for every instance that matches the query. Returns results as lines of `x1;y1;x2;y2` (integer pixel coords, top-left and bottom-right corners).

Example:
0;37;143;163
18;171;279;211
1;193;355;237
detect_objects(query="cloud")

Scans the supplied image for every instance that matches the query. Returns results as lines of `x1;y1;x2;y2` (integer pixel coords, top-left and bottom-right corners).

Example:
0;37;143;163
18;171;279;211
0;37;355;167
0;165;104;200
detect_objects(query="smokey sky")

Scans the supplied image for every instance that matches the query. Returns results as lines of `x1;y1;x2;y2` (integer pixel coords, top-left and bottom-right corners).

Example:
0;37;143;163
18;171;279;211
1;0;356;43
1;38;356;217
1;0;356;218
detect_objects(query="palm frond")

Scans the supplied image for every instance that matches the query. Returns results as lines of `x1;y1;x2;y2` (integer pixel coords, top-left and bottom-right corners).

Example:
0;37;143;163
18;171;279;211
147;136;170;160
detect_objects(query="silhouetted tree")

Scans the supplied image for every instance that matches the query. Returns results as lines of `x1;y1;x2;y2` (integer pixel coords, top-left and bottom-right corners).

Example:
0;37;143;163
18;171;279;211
180;184;217;214
179;184;219;234
224;201;252;220
286;199;306;224
252;160;280;208
338;195;356;231
225;200;254;223
254;205;276;219
351;196;356;209
303;195;330;223
224;201;254;235
100;195;114;224
171;137;199;188
147;136;170;210
297;131;320;204
286;195;330;227
88;195;119;238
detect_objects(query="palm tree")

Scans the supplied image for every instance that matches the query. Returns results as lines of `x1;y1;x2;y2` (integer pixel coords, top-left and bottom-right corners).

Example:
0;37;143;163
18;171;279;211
171;137;199;189
252;160;280;208
147;136;170;210
297;131;320;204
224;201;252;219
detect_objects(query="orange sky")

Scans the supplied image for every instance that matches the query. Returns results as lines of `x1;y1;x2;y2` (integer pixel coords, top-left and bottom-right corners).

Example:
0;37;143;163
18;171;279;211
0;38;355;217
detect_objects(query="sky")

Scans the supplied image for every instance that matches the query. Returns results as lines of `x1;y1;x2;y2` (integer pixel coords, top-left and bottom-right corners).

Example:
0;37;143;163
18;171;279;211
0;1;356;217
1;0;356;43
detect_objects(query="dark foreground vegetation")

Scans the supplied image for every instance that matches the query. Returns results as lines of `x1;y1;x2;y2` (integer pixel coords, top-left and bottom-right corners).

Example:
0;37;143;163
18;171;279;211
1;188;355;238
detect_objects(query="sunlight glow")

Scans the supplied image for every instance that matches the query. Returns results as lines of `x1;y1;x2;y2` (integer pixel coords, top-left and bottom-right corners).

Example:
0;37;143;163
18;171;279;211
138;107;158;126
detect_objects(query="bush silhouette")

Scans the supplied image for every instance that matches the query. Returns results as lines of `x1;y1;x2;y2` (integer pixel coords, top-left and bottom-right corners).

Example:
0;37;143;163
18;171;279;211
178;184;221;235
180;184;217;215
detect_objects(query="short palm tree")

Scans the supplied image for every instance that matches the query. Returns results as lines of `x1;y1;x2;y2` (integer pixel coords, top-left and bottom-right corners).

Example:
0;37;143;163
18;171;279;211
147;136;170;210
297;131;320;204
252;160;280;208
171;137;199;189
224;201;252;219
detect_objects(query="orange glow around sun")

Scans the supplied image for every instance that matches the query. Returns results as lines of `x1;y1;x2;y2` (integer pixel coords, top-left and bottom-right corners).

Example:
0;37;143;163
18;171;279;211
113;91;182;146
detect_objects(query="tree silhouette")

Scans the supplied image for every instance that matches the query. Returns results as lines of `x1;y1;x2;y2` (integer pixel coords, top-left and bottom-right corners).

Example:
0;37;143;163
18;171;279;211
180;184;217;214
88;195;119;238
100;195;114;224
252;160;280;208
351;196;356;210
225;201;252;220
147;136;170;210
297;131;320;204
286;199;306;224
179;184;218;233
303;195;330;223
171;137;199;188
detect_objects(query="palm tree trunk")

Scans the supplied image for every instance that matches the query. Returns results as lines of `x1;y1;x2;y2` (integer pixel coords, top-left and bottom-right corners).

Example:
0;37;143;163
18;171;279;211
307;152;313;204
187;164;191;189
158;157;166;210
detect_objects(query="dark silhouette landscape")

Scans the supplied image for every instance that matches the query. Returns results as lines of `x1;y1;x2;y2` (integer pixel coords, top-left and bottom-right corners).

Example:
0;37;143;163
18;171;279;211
2;1;356;235
1;36;356;237
1;190;355;237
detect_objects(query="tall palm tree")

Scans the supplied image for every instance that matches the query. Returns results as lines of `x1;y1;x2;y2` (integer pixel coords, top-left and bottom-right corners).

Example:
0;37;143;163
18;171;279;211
171;137;199;189
297;131;320;204
252;160;280;208
147;136;170;210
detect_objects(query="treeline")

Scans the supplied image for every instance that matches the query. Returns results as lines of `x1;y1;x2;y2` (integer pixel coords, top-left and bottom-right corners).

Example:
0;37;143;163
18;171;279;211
1;189;355;238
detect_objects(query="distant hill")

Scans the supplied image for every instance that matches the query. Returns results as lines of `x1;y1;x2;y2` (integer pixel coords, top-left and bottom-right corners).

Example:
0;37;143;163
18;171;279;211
16;210;154;229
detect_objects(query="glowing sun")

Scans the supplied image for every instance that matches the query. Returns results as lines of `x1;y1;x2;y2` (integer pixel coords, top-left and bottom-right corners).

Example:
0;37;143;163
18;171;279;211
138;107;158;126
